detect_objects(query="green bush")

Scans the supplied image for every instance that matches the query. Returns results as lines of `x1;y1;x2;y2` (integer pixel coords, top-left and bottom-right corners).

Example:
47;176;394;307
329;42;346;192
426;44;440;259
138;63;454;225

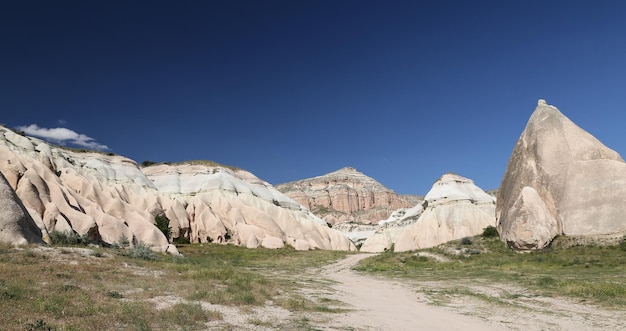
127;242;159;261
173;236;191;245
481;225;499;238
115;234;130;249
48;230;89;246
155;214;171;241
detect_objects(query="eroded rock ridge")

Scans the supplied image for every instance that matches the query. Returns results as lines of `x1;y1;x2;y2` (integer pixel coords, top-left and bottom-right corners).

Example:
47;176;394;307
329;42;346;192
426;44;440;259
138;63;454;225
0;126;354;251
276;167;420;225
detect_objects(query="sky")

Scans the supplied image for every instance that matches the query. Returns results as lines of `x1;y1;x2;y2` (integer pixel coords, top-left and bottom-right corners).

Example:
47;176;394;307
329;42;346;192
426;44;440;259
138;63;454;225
2;1;626;195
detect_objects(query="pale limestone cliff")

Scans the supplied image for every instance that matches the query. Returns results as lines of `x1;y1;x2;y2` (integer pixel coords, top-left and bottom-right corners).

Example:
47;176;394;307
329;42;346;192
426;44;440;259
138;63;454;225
143;163;355;251
497;100;626;250
0;171;44;245
0;127;176;252
276;167;420;225
359;204;424;252
0;126;354;251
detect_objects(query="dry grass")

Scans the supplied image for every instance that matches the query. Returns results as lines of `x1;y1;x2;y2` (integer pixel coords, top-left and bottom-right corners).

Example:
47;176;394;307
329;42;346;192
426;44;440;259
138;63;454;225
0;243;348;330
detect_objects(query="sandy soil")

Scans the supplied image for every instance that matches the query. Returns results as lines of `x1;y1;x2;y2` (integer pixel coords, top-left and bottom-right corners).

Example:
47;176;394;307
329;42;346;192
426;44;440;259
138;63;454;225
138;252;625;330
315;254;500;330
309;254;626;331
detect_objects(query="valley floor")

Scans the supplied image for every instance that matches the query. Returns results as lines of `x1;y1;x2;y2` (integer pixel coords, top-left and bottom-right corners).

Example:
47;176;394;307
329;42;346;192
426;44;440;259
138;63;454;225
4;245;625;330
284;254;626;331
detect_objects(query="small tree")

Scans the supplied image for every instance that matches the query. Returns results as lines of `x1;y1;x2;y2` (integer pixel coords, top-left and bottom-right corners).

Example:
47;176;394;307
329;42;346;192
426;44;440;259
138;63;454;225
481;225;499;238
155;214;172;242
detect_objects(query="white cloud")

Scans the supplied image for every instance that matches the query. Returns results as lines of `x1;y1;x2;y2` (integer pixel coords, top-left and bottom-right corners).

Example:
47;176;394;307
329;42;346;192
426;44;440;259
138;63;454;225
16;124;110;151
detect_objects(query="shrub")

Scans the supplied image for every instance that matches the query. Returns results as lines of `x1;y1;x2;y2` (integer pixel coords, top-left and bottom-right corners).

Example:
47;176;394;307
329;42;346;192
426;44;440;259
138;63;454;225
48;230;89;246
141;160;157;167
25;319;54;331
116;234;130;249
107;290;124;299
481;225;499;238
173;236;191;245
155;214;172;241
127;242;159;261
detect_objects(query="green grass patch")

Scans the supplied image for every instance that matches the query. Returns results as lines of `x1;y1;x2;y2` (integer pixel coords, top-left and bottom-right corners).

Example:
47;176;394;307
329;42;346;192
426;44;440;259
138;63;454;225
355;236;626;306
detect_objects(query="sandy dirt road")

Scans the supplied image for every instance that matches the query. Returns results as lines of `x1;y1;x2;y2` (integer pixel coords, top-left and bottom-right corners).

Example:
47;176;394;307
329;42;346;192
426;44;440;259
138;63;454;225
310;254;626;331
316;254;501;331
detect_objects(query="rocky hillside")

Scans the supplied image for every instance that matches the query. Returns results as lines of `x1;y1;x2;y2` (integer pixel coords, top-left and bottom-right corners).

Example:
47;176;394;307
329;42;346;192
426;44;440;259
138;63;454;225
276;167;421;225
497;100;626;250
0;126;354;251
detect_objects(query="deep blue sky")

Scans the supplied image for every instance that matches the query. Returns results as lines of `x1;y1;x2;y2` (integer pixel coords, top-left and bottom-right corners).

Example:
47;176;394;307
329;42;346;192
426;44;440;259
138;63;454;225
2;1;626;195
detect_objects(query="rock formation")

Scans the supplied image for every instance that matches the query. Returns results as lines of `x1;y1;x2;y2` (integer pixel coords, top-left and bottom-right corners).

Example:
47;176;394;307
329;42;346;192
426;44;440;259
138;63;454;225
276;167;420;225
394;173;496;252
497;100;626;250
0;126;354;251
0;171;44;245
0;126;177;253
359;204;423;252
143;163;354;251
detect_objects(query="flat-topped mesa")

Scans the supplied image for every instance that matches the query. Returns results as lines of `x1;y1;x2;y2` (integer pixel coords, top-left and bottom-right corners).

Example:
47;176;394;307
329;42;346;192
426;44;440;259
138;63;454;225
497;100;626;250
276;166;420;225
393;173;496;252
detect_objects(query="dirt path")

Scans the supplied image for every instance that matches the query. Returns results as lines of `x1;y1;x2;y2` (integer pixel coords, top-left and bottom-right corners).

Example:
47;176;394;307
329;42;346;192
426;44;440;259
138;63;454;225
316;254;501;331
310;254;626;331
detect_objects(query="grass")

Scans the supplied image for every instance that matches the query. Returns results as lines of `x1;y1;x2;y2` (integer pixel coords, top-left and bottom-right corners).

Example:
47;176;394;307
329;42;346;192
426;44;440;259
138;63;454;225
0;243;347;330
354;235;626;307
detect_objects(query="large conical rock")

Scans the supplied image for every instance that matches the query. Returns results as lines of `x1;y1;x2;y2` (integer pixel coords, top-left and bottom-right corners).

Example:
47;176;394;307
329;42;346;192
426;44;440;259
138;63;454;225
497;100;626;250
0;171;44;245
394;173;495;252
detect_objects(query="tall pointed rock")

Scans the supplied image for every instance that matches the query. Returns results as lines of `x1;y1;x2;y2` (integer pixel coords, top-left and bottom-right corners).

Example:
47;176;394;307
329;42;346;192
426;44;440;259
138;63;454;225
497;100;626;250
0;172;44;245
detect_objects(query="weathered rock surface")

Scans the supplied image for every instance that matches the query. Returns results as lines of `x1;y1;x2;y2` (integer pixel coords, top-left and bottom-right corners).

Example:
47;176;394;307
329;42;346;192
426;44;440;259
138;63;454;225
394;173;496;252
332;222;378;247
0;171;44;245
276;167;420;225
359;204;424;252
0;126;354;251
0;126;176;252
144;163;355;251
497;100;626;250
